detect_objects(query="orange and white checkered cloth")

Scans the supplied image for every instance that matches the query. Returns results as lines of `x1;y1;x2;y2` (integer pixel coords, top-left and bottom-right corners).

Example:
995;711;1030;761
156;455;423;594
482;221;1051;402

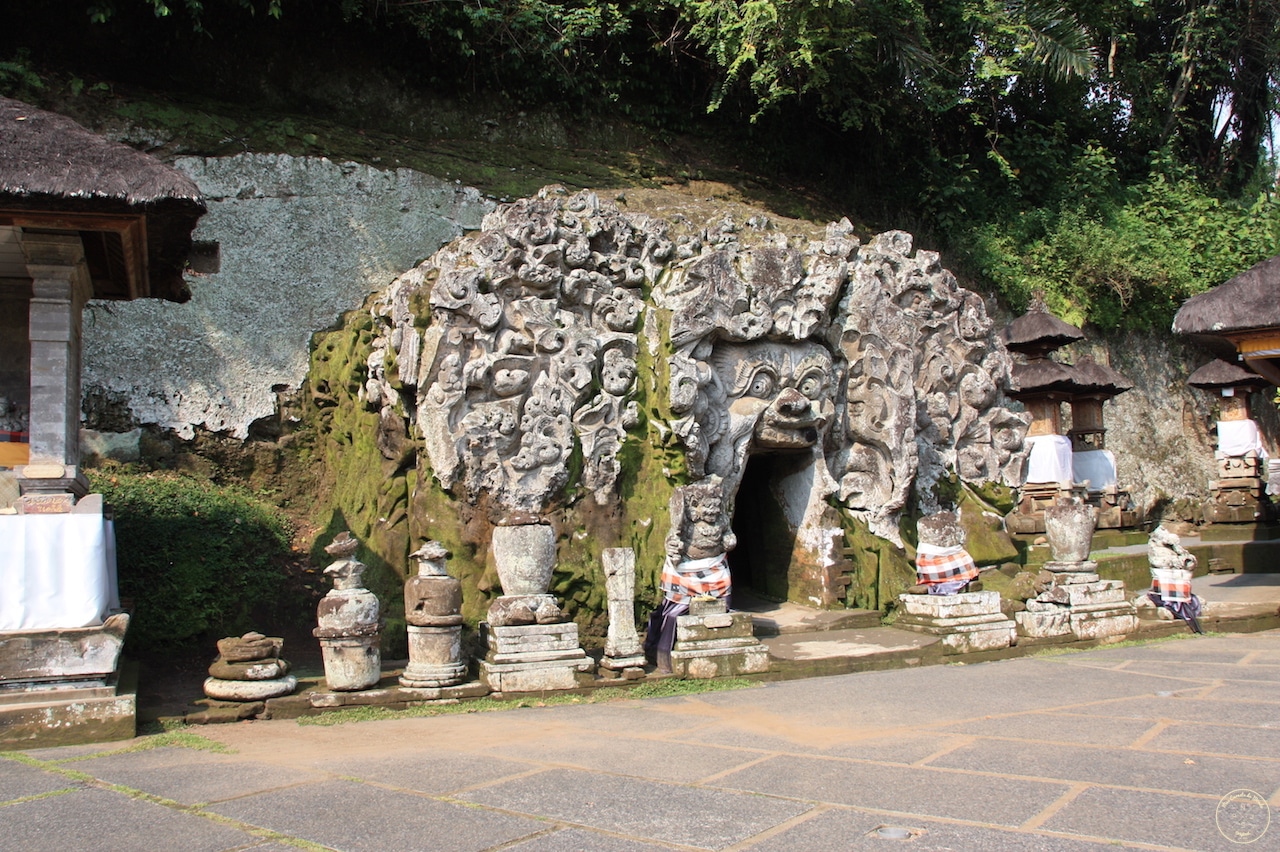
1151;568;1192;603
915;544;979;586
661;554;732;605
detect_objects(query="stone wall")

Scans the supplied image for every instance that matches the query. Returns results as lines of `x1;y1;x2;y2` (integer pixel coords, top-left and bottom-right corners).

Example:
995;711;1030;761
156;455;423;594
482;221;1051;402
81;154;493;439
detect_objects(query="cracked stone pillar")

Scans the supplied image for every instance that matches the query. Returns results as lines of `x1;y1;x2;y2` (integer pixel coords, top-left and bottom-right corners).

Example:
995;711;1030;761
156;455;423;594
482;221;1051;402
600;547;645;675
20;233;92;499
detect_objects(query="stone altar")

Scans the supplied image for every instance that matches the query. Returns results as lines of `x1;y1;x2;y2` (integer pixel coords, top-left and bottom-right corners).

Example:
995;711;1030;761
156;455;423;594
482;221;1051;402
314;532;383;692
1015;498;1137;640
480;522;593;692
400;540;468;688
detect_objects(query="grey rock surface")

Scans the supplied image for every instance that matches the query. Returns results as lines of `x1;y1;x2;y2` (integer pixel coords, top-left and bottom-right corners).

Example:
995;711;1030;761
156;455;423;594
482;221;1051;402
81;153;492;438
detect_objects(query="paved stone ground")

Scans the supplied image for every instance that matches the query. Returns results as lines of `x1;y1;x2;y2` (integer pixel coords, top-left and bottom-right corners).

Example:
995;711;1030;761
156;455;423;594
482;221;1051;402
4;631;1279;851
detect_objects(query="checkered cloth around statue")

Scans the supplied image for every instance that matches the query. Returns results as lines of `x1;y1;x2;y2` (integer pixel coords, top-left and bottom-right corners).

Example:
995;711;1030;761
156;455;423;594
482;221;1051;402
915;543;979;589
661;553;732;605
1150;567;1193;603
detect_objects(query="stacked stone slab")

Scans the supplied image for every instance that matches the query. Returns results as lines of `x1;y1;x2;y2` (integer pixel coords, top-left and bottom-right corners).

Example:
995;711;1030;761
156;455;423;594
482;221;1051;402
894;591;1018;653
480;523;593;692
669;598;770;678
203;632;296;702
1015;498;1137;640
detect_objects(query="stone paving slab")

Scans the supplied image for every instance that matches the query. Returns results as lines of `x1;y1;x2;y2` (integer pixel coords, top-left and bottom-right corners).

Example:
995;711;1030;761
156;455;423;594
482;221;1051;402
315;752;537;795
66;746;325;805
1200;682;1280;702
1120;659;1280;683
0;758;81;800
460;766;812;850
208;778;545;852
1147;722;1280;760
937;711;1158;747
743;805;1132;852
711;753;1071;827
1064;695;1280;725
926;737;1280;797
502;827;675;851
481;733;764;784
1041;785;1279;851
0;786;261;852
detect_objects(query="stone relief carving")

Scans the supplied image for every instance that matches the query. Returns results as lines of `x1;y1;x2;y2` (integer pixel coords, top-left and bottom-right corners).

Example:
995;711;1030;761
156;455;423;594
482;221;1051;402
363;187;1028;555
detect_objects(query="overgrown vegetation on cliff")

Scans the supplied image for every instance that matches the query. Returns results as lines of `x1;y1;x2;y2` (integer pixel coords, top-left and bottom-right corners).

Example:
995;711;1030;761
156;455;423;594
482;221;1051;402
23;0;1279;330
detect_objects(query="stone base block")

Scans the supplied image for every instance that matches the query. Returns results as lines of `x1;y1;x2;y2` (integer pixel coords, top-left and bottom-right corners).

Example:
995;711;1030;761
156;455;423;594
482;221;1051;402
399;661;468;689
481;655;593;692
1016;609;1072;638
1069;608;1138;640
0;680;135;750
1040;581;1127;607
895;612;1018;653
484;622;582;656
675;611;755;642
896;591;1004;619
669;643;770;678
310;681;488;708
600;654;647;671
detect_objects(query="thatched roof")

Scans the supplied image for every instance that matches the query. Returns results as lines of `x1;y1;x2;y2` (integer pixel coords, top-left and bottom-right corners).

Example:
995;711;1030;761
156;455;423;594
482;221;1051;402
1001;304;1084;355
1011;359;1085;395
1173;255;1280;336
1070;355;1133;396
1187;358;1271;390
0;97;205;302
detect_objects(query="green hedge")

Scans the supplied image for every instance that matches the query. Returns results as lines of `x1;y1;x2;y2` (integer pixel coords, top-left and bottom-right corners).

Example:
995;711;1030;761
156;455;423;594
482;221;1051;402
89;470;295;655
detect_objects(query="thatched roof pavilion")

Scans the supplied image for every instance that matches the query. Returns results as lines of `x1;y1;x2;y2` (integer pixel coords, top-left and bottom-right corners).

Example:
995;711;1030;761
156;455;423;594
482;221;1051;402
0;96;206;302
1174;255;1280;387
1187;359;1271;391
1000;299;1085;359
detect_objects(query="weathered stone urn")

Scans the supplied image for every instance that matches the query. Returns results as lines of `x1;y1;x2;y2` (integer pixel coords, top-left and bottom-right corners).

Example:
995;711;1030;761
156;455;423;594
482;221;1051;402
1043;498;1097;567
400;540;467;688
491;523;556;595
314;532;382;691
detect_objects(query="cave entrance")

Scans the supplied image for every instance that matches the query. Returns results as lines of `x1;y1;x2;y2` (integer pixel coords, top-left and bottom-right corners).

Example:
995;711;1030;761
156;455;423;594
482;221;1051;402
728;453;800;602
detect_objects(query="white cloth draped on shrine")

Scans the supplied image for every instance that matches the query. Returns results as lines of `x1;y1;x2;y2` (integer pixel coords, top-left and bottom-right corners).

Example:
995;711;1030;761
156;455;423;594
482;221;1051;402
1072;449;1118;490
1217;419;1268;457
1024;434;1073;484
0;511;119;630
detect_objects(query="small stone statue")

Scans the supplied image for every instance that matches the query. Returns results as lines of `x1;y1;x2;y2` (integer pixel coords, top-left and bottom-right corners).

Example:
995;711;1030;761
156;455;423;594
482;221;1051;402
314;531;383;691
644;477;734;672
1146;525;1203;632
909;511;980;595
400;540;467;688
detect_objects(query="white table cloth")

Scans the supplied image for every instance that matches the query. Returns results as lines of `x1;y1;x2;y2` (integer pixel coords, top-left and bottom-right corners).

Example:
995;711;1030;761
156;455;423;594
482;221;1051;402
0;511;118;630
1024;434;1073;484
1073;449;1118;490
1218;419;1268;457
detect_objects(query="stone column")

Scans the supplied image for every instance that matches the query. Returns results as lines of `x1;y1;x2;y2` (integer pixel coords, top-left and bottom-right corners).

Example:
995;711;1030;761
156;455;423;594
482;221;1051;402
21;234;92;498
600;547;645;675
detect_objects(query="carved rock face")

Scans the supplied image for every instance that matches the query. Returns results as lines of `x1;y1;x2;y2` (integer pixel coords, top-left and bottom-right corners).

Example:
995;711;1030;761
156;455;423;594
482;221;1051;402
711;340;834;455
366;189;1029;553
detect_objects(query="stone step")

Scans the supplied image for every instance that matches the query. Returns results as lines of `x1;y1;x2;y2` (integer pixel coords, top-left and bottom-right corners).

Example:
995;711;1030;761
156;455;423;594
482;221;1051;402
743;604;881;636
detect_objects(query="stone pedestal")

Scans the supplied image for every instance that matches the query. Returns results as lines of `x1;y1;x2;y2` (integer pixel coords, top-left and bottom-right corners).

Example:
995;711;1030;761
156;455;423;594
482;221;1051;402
401;541;468;689
1015;569;1138;640
479;522;593;692
1205;456;1275;524
894;591;1017;653
315;534;382;692
480;622;594;692
668;599;769;678
0;613;135;749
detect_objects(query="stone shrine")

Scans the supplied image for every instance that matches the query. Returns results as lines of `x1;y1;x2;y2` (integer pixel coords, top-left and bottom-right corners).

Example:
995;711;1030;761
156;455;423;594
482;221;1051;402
314;532;383;692
400;540;468;688
1186;359;1275;524
1014;498;1137;640
480;523;593;692
894;512;1016;653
